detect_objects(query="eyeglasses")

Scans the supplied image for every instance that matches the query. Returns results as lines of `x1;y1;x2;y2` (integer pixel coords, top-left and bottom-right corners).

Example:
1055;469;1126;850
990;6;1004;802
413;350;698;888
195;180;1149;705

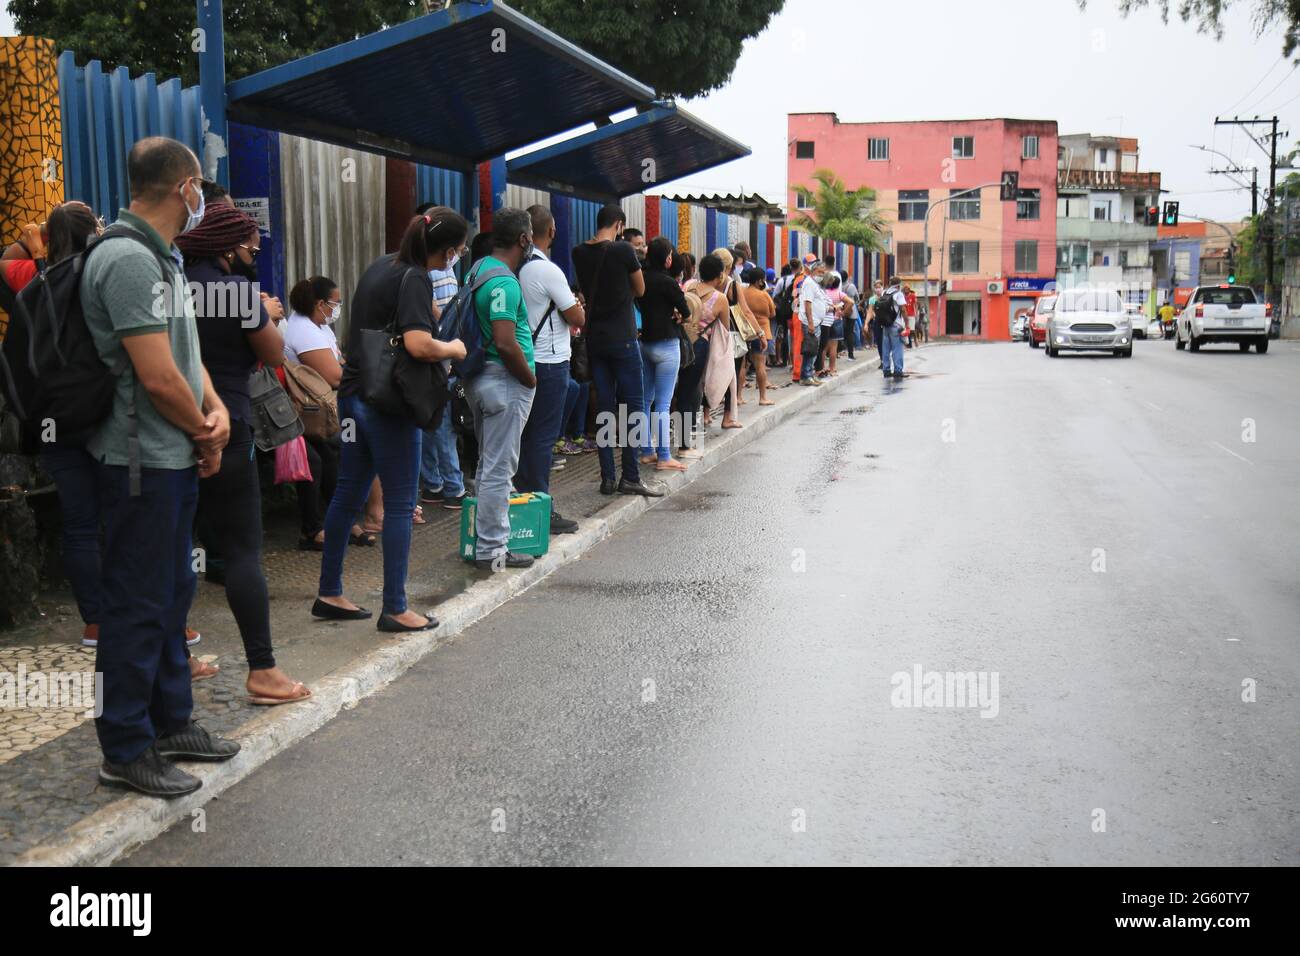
238;244;261;260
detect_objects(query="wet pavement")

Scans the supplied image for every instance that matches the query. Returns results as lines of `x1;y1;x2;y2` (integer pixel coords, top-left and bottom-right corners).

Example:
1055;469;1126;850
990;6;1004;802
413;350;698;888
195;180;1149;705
0;358;816;863
119;338;1300;865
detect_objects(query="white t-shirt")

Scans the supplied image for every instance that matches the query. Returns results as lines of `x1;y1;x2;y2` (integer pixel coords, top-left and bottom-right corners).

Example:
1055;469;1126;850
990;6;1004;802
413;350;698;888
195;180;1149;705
519;249;578;365
798;276;831;331
282;312;340;363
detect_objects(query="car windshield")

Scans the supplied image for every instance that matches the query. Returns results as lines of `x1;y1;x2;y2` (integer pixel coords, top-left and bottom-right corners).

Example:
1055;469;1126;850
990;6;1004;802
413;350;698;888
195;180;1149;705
1037;296;1056;314
1193;288;1256;306
1057;291;1123;313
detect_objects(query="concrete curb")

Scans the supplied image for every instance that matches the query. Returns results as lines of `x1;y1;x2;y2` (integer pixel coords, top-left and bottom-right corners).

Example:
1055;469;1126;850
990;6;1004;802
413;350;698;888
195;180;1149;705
13;353;880;866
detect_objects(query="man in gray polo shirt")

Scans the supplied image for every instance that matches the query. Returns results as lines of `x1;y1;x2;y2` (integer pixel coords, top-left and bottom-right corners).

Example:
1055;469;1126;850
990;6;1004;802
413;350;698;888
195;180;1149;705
82;136;241;797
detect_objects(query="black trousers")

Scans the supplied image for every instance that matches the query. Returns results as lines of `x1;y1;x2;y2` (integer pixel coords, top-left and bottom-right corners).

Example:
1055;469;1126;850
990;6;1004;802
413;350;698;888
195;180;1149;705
197;421;276;671
673;337;709;448
298;434;340;538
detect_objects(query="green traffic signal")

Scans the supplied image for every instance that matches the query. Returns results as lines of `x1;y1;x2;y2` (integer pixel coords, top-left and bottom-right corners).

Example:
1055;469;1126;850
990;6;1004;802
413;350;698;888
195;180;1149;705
1227;274;1236;285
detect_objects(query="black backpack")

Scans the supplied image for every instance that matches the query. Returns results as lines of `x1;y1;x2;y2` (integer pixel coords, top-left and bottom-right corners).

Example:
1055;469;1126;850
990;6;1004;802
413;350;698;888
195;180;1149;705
875;291;899;327
0;226;168;486
773;276;795;322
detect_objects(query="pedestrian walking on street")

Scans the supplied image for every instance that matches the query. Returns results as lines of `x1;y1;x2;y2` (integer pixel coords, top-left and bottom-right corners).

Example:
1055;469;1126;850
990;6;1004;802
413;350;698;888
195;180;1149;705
515;204;586;532
797;257;829;386
314;209;467;629
877;275;908;379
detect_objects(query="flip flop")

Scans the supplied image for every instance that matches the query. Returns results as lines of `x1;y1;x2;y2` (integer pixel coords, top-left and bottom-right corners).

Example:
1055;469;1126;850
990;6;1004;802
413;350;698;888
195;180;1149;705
722;421;744;429
412;506;426;526
350;528;377;546
759;399;776;406
189;659;220;681
246;682;312;706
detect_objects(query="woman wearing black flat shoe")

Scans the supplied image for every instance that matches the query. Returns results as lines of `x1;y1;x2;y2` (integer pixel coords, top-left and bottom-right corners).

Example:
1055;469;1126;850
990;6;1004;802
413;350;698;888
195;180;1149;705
314;209;467;631
377;611;438;632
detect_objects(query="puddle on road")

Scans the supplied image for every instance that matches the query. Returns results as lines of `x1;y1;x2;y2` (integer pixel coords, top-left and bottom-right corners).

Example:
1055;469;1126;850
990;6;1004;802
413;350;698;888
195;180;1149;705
838;405;873;416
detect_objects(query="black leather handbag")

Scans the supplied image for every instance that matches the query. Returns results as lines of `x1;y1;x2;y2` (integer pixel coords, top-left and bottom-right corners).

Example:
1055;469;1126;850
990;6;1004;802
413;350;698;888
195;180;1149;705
356;269;448;428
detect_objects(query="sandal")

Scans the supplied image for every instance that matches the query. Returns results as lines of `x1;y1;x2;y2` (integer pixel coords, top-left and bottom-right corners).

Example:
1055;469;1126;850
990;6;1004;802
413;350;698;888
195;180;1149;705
639;454;658;465
298;534;325;552
246;681;312;706
412;505;426;526
350;527;377;546
758;399;776;406
656;459;689;472
722;420;743;429
189;658;220;681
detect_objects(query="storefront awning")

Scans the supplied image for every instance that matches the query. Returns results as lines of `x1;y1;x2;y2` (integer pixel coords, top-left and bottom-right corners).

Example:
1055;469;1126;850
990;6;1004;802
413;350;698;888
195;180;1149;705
224;1;655;170
506;102;751;202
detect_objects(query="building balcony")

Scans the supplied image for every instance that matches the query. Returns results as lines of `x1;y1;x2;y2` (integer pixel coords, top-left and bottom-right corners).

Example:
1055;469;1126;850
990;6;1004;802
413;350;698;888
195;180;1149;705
1056;218;1158;243
1056;169;1161;191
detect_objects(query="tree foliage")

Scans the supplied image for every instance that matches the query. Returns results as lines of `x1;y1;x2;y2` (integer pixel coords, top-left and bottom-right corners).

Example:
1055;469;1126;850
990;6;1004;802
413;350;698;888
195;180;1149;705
7;0;783;97
1085;0;1300;59
1234;166;1300;287
790;169;887;252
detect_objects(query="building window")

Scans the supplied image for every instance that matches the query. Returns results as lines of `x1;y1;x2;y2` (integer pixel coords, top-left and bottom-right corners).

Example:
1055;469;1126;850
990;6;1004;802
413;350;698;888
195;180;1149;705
952;135;974;159
795;191;811;210
1022;135;1039;159
1015;240;1038;273
795;140;815;159
1097;147;1108;165
1058;243;1087;269
949;240;979;273
898;189;929;221
898;242;929;273
868;137;889;161
949;187;981;220
1119;249;1129;268
1016;188;1040;220
1092;200;1111;222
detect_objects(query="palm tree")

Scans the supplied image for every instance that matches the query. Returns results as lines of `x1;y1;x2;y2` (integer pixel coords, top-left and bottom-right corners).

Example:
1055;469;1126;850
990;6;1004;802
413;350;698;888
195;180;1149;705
791;168;887;252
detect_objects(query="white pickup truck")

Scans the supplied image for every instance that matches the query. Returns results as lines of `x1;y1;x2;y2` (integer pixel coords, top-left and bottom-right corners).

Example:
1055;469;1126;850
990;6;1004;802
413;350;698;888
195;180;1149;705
1175;285;1272;354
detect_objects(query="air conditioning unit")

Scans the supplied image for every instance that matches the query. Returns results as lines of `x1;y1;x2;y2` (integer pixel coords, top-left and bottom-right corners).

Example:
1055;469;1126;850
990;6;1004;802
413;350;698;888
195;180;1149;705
986;281;1004;294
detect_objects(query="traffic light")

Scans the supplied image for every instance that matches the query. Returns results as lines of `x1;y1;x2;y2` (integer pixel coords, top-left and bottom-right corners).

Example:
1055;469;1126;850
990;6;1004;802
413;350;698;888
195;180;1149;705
1162;201;1180;226
1226;249;1236;284
1145;205;1160;226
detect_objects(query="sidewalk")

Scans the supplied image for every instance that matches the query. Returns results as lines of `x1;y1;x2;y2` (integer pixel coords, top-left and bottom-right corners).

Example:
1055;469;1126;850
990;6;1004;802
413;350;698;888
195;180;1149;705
0;353;884;865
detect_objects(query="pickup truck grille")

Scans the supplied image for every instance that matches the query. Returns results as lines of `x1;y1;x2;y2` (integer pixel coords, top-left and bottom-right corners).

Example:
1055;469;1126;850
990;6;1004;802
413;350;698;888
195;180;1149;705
1070;322;1115;332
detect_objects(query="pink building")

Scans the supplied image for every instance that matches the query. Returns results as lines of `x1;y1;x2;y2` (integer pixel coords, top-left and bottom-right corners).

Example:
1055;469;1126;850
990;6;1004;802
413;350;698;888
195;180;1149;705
787;114;1058;339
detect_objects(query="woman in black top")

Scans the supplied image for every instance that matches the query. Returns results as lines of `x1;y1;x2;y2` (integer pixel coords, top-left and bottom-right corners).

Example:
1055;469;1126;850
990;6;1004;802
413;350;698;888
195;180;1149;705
178;202;310;705
636;237;691;472
313;209;467;632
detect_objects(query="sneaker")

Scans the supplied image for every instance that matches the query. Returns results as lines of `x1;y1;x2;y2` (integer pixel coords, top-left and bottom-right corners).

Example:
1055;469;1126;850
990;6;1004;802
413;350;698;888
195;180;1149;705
441;491;467;510
81;623;99;648
420;487;444;505
474;551;536;572
618;478;666;498
550;512;579;534
552;439;566;454
99;744;201;798
553;456;567;466
551;462;565;472
185;627;201;647
559;440;584;456
155;720;241;762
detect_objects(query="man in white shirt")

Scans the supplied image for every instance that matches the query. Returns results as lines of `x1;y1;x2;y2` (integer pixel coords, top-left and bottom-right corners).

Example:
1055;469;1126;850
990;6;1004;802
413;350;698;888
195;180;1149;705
797;257;829;386
514;204;585;534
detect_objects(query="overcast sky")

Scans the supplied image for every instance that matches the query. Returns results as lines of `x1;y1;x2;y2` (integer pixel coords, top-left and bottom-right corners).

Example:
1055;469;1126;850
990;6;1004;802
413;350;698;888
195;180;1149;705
4;0;1296;222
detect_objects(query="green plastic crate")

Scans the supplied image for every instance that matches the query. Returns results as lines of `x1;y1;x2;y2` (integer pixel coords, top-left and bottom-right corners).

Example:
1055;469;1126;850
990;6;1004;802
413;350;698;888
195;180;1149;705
459;492;552;561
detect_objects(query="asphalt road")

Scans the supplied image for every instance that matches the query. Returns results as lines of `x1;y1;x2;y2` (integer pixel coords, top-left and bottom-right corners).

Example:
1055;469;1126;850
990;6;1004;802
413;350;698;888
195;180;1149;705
124;337;1300;865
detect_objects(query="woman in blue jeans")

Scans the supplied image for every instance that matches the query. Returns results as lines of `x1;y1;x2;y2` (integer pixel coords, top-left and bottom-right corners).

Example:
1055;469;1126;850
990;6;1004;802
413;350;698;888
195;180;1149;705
637;238;691;472
313;209;466;632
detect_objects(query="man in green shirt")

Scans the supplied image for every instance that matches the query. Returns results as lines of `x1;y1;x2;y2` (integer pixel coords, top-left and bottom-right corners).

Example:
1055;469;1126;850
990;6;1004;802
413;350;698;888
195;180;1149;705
80;136;241;798
466;207;537;571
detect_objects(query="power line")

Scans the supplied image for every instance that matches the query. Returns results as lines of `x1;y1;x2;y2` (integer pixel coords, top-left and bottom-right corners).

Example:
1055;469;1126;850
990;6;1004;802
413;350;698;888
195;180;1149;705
1245;63;1298;115
1225;55;1285;112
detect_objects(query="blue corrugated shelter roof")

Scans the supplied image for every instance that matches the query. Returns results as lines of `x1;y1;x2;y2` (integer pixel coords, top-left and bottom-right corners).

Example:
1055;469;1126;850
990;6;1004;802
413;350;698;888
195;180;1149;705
224;0;655;170
506;102;751;201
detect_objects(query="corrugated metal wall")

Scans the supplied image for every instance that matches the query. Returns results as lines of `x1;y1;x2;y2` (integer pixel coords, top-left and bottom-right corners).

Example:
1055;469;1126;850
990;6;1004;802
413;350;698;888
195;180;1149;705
505;183;550;211
415;163;464;213
620;194;645;233
57;52;204;218
279;132;385;335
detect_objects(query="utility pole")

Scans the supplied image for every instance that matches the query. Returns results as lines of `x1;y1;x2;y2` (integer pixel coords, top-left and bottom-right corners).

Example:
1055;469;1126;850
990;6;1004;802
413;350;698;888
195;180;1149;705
1215;116;1286;301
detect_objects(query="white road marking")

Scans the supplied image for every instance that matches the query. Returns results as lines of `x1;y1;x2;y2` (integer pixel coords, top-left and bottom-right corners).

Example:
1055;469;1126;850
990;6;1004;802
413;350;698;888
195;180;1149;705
1143;400;1163;412
1099;377;1113;385
1209;440;1253;465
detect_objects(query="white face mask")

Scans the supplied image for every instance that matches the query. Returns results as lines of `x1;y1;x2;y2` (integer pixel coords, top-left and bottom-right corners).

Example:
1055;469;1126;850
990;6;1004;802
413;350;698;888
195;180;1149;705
445;251;459;270
325;303;340;325
179;179;205;234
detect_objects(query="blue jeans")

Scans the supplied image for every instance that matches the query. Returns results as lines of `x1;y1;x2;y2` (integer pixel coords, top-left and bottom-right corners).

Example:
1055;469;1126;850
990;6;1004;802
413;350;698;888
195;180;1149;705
320;393;420;614
94;463;197;765
640;338;681;461
42;444;102;625
419;413;464;498
515;360;569;498
882;324;905;373
561;376;584;441
466;363;534;559
589;338;645;483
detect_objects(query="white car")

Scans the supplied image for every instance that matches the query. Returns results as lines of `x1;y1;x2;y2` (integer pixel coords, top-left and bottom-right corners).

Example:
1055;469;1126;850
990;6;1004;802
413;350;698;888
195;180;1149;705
1044;288;1134;358
1175;285;1271;353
